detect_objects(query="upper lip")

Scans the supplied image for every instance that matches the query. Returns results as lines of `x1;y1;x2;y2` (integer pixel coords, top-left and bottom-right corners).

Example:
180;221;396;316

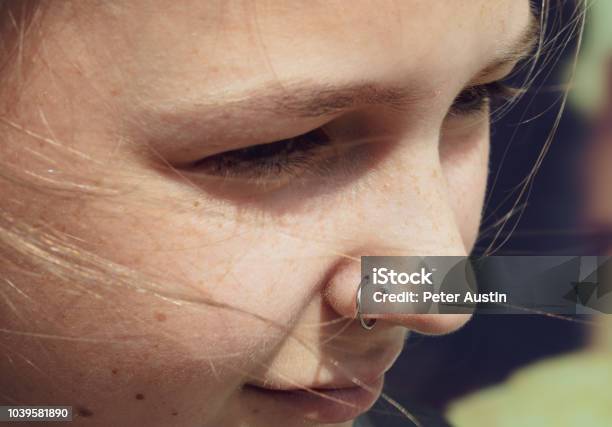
248;376;381;392
247;340;403;392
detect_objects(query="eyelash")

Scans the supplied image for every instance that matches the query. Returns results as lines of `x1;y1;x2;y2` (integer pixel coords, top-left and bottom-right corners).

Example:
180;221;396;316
190;82;516;184
449;81;517;115
190;127;333;182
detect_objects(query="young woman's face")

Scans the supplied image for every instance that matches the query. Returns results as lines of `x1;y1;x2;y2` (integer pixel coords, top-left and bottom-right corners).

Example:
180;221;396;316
0;1;536;426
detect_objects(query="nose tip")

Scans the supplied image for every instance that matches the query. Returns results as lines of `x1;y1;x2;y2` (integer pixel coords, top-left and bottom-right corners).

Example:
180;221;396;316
370;312;472;335
323;257;472;335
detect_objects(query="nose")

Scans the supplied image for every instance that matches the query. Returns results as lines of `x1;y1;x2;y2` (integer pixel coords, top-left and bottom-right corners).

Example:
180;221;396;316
323;257;471;335
321;143;478;335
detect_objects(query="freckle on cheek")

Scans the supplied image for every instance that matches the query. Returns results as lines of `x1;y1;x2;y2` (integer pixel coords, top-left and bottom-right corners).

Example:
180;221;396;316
154;312;167;322
135;393;145;400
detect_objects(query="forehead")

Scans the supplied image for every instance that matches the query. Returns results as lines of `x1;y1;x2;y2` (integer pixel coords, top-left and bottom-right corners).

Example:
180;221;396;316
60;1;532;106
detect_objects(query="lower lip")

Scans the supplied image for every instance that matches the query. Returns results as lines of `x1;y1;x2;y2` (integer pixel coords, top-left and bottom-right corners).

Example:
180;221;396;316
246;376;384;424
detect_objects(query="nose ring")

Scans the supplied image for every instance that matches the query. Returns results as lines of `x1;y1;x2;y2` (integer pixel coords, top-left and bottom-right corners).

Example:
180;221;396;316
356;278;377;330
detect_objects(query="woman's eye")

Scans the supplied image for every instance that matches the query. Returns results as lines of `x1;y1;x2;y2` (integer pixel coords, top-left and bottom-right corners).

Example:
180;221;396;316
187;127;333;183
449;81;517;116
185;82;516;186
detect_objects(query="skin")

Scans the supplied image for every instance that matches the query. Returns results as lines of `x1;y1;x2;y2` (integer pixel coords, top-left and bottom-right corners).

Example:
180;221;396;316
0;1;534;426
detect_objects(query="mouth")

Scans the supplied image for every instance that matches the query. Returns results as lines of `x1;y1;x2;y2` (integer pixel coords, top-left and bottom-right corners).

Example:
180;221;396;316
244;376;385;424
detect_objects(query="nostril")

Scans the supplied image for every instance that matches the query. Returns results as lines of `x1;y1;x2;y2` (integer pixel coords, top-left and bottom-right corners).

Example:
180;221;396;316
356;278;377;330
322;257;365;320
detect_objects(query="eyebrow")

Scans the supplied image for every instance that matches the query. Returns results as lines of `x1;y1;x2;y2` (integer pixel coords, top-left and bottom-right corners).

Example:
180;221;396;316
256;10;542;119
475;8;541;81
266;82;421;117
147;9;542;129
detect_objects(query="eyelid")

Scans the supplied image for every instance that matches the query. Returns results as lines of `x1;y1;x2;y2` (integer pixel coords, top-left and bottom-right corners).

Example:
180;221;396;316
472;60;522;87
449;81;520;116
185;127;335;184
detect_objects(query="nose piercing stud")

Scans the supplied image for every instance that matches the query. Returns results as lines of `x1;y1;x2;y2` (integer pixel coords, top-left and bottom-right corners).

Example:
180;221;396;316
356;278;377;330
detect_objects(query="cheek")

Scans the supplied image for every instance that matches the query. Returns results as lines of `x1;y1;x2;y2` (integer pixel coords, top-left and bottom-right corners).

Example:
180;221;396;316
439;121;490;251
0;158;319;423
